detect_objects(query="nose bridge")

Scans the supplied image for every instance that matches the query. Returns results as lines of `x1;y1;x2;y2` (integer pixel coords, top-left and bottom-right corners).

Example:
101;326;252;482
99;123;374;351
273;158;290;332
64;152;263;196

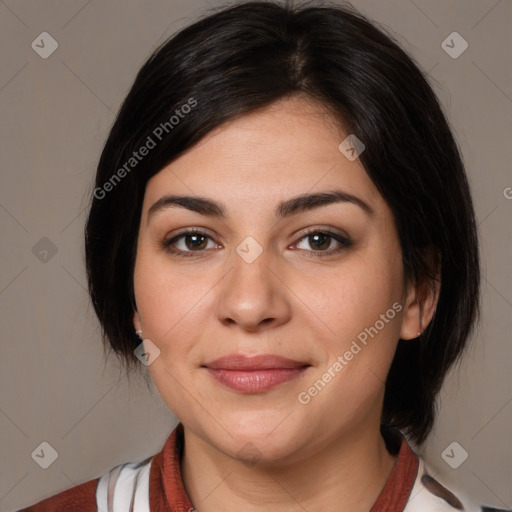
215;236;291;329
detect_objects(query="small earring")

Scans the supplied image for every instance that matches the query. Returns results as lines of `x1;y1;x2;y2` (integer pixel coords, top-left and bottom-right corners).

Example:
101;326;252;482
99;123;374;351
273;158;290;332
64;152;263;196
135;329;143;340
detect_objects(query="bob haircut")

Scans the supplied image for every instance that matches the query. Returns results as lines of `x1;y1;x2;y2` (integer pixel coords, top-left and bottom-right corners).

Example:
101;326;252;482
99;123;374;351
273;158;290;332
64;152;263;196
85;0;480;445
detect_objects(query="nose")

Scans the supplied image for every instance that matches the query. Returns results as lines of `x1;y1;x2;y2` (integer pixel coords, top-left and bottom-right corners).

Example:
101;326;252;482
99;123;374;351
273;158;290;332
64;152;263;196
215;244;292;332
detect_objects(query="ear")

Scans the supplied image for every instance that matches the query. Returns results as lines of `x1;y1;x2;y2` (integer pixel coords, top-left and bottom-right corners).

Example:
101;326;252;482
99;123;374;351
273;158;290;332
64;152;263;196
133;310;142;332
400;269;441;341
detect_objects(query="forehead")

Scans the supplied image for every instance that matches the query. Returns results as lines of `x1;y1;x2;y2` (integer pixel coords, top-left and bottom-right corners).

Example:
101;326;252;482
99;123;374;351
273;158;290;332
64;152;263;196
142;96;384;216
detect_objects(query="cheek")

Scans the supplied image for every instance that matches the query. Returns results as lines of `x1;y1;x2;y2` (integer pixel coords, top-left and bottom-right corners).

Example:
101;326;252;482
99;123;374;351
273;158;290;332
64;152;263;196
133;254;176;334
310;251;404;393
304;269;402;416
133;253;217;355
312;256;402;340
133;257;210;416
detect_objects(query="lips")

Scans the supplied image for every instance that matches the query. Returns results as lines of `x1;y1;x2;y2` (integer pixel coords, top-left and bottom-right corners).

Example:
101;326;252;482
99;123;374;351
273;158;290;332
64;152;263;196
203;354;310;393
204;354;308;370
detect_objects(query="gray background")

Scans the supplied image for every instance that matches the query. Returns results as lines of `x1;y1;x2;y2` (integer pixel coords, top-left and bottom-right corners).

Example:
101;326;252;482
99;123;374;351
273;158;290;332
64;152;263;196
0;0;510;510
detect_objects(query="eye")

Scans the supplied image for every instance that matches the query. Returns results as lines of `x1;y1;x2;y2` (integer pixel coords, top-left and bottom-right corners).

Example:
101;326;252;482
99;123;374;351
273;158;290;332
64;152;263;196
162;229;219;257
161;228;352;258
293;230;352;256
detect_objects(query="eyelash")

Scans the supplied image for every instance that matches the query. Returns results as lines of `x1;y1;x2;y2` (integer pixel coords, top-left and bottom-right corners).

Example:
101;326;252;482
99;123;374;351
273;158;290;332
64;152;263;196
160;228;352;258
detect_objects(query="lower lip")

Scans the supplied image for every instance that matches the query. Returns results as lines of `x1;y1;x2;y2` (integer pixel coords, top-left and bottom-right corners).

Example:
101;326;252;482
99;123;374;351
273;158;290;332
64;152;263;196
205;367;308;393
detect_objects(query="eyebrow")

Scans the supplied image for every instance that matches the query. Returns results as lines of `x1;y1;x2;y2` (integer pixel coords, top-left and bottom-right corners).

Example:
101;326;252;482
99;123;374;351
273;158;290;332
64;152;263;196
147;190;374;225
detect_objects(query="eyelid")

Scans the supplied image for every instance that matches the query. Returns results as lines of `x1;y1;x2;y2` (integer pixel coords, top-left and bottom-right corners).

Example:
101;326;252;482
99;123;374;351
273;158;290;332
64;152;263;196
165;226;216;238
293;225;351;242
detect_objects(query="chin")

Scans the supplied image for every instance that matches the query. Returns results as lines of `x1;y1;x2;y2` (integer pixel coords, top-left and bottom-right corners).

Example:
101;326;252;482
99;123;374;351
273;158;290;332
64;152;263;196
209;409;305;464
230;434;300;467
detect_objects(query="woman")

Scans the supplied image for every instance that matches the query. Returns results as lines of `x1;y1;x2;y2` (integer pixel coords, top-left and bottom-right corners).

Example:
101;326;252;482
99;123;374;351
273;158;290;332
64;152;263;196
17;1;507;511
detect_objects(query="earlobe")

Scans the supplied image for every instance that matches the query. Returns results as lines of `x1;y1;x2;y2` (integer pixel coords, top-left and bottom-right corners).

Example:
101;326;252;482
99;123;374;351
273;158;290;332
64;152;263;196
133;310;142;332
399;277;440;340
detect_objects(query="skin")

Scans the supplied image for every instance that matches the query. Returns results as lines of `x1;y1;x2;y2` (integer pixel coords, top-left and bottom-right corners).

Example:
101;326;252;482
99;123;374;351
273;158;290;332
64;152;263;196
132;95;438;512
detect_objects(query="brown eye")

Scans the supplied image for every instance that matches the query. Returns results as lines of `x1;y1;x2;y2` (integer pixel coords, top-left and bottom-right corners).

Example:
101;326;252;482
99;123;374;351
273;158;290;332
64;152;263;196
162;230;218;257
306;233;332;250
295;230;351;254
182;233;209;250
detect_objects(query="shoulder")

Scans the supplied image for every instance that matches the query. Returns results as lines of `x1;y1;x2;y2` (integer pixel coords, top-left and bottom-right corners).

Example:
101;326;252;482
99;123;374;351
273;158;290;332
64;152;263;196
96;455;153;511
404;457;511;512
15;455;154;512
15;477;99;512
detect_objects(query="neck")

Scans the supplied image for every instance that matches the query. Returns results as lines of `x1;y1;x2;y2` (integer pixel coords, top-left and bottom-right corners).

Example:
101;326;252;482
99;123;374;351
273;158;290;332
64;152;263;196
180;422;398;512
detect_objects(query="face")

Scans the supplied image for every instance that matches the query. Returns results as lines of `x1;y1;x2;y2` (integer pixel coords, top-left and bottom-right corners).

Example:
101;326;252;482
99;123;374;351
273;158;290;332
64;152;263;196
133;96;418;465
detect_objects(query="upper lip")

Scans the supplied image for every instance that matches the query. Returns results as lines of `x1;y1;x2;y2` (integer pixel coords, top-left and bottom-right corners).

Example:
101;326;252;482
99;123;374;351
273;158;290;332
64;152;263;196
203;354;309;370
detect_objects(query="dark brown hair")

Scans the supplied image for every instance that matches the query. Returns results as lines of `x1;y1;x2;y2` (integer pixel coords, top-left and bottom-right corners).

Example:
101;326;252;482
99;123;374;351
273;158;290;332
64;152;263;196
85;1;480;445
